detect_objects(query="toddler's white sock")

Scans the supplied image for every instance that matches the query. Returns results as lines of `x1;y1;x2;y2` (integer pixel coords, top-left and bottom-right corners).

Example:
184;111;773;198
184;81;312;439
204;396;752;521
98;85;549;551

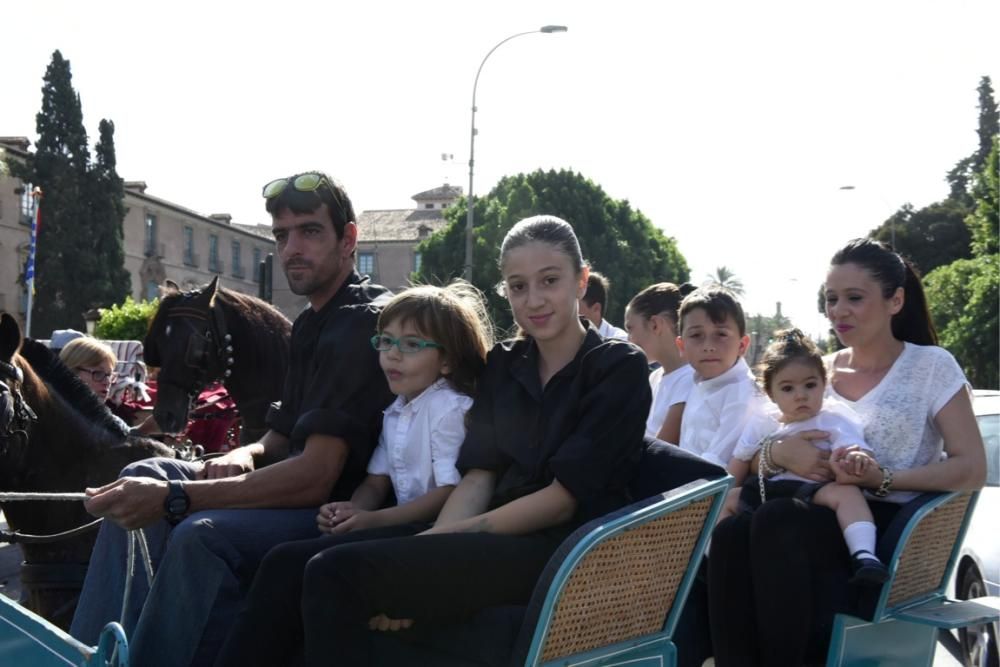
843;521;879;561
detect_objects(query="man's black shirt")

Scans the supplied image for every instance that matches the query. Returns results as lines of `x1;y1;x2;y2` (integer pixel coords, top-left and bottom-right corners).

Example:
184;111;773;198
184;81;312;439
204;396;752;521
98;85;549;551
266;271;394;501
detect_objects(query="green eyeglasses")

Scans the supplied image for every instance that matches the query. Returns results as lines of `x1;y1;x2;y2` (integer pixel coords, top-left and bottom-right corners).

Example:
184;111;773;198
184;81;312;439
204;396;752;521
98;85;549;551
262;172;348;221
370;334;443;354
262;172;330;198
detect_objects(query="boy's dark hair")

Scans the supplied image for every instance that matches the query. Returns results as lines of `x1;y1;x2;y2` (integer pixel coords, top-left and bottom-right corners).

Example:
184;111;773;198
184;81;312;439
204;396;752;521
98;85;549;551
264;171;356;241
757;328;826;396
582;271;610;314
829;238;937;346
627;282;697;328
678;287;746;335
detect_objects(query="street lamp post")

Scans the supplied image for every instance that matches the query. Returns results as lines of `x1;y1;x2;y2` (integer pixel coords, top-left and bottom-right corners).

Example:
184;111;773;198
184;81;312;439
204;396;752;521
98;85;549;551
463;25;568;282
838;185;896;250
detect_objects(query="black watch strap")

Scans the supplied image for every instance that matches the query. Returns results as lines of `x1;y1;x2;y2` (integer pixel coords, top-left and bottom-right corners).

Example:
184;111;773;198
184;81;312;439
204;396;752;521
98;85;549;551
164;480;191;525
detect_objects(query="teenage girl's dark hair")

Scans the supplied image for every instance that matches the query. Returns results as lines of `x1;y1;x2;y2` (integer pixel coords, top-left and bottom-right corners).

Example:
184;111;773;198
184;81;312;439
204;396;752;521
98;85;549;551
627;282;697;329
829;238;937;346
499;215;584;274
264;171;356;240
678;287;747;336
757;328;826;396
377;282;493;396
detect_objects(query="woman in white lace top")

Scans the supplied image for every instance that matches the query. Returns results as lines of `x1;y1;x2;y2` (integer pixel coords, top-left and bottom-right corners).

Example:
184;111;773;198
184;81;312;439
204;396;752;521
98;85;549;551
707;238;986;666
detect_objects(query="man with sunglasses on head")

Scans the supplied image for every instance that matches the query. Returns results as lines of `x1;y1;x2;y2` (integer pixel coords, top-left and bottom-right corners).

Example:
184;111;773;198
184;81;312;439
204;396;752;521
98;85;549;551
71;172;395;667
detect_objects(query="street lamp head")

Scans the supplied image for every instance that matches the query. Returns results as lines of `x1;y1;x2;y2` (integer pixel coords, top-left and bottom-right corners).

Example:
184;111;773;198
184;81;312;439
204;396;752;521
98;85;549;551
540;25;568;33
838;185;856;190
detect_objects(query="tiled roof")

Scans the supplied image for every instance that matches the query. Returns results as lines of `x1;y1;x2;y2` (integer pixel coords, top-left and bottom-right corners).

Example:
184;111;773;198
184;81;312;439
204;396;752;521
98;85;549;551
357;208;450;242
411;184;463;201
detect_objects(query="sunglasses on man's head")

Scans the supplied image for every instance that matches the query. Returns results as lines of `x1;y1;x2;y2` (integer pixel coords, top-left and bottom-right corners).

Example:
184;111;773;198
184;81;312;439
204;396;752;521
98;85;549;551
262;172;348;220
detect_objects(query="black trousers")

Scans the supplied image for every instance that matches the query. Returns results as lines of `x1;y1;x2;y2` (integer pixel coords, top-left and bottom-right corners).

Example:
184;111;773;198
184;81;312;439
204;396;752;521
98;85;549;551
707;497;899;667
214;525;562;667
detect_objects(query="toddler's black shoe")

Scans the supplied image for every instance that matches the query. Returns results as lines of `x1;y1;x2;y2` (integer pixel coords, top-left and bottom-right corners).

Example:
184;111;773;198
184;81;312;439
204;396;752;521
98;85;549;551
850;551;889;586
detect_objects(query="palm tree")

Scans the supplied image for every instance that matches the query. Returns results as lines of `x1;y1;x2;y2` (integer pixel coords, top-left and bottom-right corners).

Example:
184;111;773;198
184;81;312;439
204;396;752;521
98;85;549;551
705;266;745;296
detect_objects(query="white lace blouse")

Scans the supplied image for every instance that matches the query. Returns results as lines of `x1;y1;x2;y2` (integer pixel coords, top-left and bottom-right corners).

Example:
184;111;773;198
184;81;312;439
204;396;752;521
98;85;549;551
825;343;969;503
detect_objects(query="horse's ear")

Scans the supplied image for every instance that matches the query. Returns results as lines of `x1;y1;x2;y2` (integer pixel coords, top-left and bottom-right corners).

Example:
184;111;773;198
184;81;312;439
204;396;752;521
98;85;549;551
205;275;220;307
0;312;24;360
161;280;181;297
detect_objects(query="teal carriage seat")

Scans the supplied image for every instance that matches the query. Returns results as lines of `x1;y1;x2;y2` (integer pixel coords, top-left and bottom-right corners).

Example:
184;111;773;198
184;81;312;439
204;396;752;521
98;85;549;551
826;490;1000;667
0;595;127;666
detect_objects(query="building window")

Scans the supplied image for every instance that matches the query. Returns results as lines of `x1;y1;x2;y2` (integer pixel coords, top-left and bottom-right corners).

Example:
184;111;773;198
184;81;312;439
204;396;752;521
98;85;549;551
231;240;243;279
252;247;262;283
358;252;375;277
183;226;196;266
144;213;158;256
424;203;434;209
146;280;159;301
209;234;220;273
413;251;422;274
19;184;35;225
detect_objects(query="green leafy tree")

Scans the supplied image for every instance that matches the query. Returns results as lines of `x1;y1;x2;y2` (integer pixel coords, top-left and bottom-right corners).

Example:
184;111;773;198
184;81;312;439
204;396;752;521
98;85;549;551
924;255;999;389
744;309;793;366
705;266;745;296
871;201;972;276
414;169;689;331
86;119;131;306
94;296;159;341
11;51;129;336
967;135;998;256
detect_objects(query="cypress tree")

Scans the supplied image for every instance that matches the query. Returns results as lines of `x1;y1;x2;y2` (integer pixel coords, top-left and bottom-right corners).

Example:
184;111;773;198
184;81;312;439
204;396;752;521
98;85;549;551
87;119;131;308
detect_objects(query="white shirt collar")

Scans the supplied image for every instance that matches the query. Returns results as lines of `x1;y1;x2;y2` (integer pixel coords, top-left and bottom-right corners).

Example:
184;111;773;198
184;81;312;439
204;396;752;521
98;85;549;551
694;356;753;388
385;377;450;415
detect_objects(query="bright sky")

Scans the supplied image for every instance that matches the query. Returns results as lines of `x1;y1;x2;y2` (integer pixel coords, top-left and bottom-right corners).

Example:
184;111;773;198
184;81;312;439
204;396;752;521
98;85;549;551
2;0;997;339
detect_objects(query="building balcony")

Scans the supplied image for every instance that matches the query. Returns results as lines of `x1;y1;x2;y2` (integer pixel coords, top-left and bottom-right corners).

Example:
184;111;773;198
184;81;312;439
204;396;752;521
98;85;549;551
208;258;225;274
144;242;166;259
183;252;200;268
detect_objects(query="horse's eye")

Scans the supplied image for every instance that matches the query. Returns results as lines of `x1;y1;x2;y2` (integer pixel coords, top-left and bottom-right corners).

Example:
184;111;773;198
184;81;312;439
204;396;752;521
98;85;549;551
165;324;172;337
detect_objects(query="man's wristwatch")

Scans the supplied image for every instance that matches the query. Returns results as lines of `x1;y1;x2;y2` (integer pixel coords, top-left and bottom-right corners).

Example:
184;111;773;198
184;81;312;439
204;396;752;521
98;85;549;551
164;480;191;525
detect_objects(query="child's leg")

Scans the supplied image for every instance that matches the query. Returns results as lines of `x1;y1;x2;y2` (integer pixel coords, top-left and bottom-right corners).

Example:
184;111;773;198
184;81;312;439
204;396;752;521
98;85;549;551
813;484;888;585
717;487;743;523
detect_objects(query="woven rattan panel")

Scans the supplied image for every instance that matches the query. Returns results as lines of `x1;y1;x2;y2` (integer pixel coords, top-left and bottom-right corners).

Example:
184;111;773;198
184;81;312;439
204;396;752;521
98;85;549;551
887;493;971;608
539;496;713;662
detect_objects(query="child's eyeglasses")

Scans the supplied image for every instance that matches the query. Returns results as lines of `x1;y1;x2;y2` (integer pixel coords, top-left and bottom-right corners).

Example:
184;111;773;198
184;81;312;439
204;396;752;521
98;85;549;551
77;368;117;383
261;172;330;199
370;334;443;354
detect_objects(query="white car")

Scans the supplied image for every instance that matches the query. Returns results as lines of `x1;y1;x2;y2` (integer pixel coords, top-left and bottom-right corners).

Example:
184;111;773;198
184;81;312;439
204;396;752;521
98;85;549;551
952;389;1000;667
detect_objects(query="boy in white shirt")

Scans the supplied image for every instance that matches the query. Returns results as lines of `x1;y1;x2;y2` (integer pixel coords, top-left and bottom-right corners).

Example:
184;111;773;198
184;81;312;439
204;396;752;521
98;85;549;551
676;288;762;467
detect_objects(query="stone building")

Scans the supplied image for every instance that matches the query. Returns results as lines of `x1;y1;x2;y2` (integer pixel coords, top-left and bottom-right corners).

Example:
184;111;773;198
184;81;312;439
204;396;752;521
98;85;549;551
0;136;306;335
355;184;462;291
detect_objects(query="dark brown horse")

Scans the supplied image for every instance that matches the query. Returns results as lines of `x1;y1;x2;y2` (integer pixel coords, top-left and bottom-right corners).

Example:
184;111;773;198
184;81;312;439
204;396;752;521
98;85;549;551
144;277;291;444
0;313;174;629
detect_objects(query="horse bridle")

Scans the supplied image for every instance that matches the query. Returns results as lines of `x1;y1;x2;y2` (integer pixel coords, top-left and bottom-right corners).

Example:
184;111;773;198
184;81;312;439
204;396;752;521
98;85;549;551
0;359;37;466
158;302;235;397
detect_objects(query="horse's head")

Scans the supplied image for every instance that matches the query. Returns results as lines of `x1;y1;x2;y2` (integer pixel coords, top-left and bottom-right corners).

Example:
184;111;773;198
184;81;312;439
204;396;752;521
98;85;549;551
0;313;37;478
144;277;234;433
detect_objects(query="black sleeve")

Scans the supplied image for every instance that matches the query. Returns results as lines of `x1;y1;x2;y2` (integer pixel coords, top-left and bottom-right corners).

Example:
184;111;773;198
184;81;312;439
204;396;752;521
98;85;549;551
266;317;306;438
548;342;650;502
287;305;391;460
456;344;511;474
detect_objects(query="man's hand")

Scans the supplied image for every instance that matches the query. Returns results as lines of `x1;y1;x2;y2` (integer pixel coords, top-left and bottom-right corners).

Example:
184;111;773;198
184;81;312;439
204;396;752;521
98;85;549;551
84;477;169;530
198;447;256;480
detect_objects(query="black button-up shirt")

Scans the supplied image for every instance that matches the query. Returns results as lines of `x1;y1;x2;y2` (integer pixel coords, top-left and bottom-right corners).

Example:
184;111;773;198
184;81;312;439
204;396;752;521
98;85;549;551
457;327;651;529
266;271;395;501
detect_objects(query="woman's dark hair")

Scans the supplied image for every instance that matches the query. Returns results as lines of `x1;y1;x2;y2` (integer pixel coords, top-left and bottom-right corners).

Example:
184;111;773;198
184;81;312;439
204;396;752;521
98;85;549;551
627;282;697;328
829;238;937;345
499;215;584;274
264;171;356;240
758;328;826;396
377;282;493;396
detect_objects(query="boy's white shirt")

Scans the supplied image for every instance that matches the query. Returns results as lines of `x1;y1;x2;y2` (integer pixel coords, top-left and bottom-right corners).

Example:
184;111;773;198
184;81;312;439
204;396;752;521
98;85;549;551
678;357;763;467
367;378;471;505
596;318;629;341
645;364;696;439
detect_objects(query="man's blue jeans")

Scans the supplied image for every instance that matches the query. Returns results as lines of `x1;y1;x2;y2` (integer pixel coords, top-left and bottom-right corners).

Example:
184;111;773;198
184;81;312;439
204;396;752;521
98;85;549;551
69;457;320;666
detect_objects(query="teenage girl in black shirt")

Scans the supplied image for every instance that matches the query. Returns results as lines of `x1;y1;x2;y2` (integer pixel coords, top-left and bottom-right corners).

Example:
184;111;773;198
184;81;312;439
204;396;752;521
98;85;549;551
278;215;650;666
